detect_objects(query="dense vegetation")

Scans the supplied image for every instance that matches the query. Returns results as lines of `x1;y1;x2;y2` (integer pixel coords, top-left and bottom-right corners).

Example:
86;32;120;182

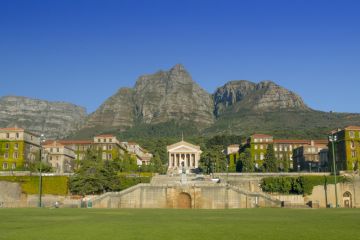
0;176;69;195
69;149;151;195
260;175;351;195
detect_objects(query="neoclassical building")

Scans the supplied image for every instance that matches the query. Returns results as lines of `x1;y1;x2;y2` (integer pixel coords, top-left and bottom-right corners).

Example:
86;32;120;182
167;140;202;174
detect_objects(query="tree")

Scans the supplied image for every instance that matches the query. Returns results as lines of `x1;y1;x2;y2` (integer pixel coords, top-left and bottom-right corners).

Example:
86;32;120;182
200;145;227;174
228;154;236;172
263;144;278;172
242;148;254;172
69;149;121;195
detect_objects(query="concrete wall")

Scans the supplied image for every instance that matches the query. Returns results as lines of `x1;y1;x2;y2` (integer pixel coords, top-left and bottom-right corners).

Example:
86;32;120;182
91;183;281;209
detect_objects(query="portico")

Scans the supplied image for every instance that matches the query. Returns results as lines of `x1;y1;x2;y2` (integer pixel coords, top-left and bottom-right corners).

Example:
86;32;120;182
167;140;202;174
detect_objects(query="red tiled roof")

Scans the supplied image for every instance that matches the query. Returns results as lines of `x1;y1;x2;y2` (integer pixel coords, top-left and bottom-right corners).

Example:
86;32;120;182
344;126;360;130
0;127;24;131
274;139;310;144
95;134;115;137
274;139;328;145
251;134;273;138
43;141;65;147
44;139;93;145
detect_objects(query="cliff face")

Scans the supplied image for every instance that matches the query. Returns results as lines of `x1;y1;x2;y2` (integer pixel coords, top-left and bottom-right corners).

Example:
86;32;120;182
85;64;214;130
213;80;309;116
133;64;214;125
0;96;86;138
85;88;135;130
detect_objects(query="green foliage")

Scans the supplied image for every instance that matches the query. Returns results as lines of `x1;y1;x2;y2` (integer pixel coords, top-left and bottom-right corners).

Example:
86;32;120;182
228;154;236;172
0;176;69;195
205;135;242;149
69;149;121;195
200;145;227;174
261;175;350;195
118;176;151;190
237;148;254;172
263;144;277;172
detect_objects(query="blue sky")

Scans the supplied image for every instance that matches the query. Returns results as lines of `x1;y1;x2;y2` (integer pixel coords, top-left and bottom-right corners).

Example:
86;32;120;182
0;0;359;113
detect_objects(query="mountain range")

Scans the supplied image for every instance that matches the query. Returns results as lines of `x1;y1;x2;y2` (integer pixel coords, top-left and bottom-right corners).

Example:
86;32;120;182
1;64;360;139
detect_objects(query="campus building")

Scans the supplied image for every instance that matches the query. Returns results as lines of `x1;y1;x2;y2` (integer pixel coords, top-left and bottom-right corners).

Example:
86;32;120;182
43;141;75;173
121;141;153;165
292;141;328;172
329;126;360;171
0;127;41;170
246;134;327;170
167;140;202;174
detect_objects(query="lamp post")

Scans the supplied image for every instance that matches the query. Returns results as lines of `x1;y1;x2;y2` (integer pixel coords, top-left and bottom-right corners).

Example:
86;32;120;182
329;134;339;208
38;134;45;208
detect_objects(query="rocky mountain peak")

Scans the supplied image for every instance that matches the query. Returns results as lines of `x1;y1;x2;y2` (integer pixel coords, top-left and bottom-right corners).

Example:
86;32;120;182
0;96;86;138
214;80;309;116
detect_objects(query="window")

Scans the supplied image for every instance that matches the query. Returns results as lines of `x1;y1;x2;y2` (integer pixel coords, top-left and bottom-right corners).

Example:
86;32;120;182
279;145;283;151
11;163;16;169
13;152;18;159
260;145;263;150
254;154;258;160
3;162;8;169
109;138;112;143
50;148;53;153
284;146;288;151
103;139;106;143
351;141;355;149
6;133;9;138
351;151;357;158
14;143;18;149
274;146;278;151
254;139;258;143
56;148;59;152
260;153;264;160
254;145;258;150
4;153;8;159
350;131;355;138
16;133;19;138
260;139;263;143
5;143;9;149
50;156;53;160
98;139;101;143
108;145;112;150
108;154;112;160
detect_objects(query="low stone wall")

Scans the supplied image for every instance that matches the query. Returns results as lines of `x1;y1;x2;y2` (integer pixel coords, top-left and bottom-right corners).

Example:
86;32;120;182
91;183;281;209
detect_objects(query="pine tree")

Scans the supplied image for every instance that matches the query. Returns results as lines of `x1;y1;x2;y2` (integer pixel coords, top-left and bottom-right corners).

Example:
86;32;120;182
264;144;278;172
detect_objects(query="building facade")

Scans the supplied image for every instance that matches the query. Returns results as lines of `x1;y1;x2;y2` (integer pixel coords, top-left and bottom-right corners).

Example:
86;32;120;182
329;126;360;171
121;142;153;165
247;134;327;171
0;128;40;170
167;140;202;174
293;141;328;172
43;141;75;173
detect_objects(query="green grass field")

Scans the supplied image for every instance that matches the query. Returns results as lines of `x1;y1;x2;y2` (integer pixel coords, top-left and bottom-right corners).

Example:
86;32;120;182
0;208;359;240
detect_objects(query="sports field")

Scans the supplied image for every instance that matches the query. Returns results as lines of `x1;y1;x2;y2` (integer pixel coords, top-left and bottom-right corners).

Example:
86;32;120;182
0;208;359;240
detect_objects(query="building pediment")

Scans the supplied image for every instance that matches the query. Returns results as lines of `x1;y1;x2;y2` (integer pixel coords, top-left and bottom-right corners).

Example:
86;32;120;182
167;140;201;152
168;145;201;153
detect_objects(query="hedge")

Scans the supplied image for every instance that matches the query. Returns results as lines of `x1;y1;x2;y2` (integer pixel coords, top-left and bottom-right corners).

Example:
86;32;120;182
260;175;350;195
0;176;69;195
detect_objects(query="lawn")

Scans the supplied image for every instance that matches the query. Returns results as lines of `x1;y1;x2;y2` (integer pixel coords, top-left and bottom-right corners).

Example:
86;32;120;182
0;208;359;240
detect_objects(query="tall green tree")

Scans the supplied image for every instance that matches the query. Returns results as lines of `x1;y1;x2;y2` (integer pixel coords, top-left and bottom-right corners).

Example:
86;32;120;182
69;149;121;195
263;144;278;172
242;148;254;172
200;145;227;174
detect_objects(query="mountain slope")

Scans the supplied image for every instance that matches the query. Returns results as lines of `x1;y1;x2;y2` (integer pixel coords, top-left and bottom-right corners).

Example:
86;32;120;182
0;96;86;138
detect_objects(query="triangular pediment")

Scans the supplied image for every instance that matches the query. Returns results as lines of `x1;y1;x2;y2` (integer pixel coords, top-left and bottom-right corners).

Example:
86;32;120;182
167;140;201;152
